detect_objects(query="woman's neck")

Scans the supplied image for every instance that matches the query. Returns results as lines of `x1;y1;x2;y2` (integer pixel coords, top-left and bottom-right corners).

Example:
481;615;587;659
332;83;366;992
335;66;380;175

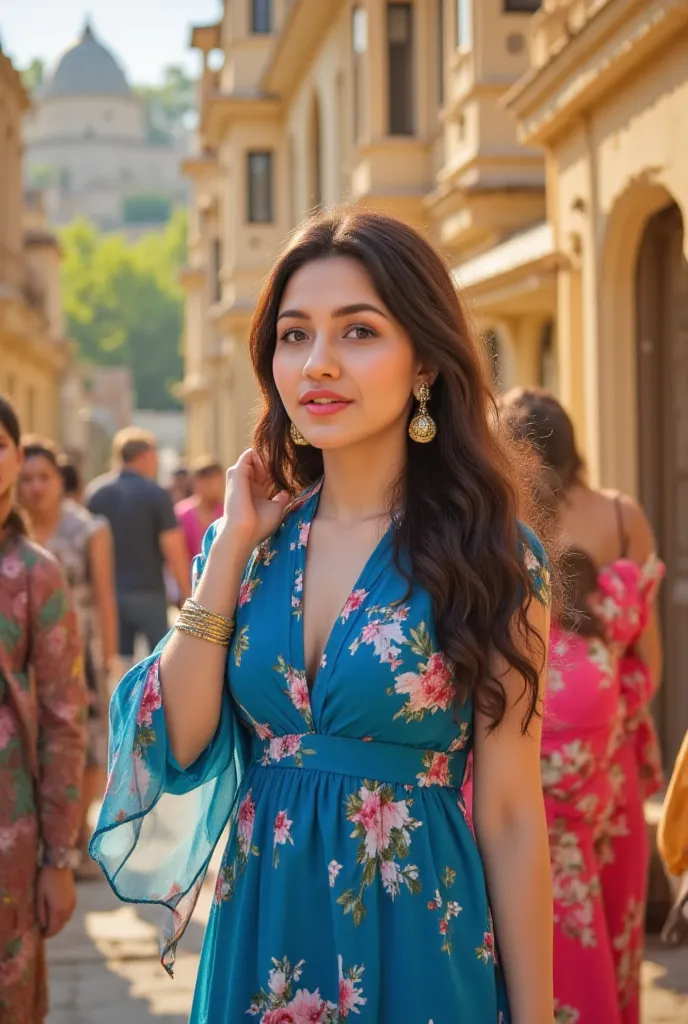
318;425;406;525
28;505;62;540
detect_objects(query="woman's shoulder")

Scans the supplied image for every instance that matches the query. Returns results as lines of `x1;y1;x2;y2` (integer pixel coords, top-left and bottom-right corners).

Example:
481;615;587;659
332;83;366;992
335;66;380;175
516;521;551;607
3;535;66;588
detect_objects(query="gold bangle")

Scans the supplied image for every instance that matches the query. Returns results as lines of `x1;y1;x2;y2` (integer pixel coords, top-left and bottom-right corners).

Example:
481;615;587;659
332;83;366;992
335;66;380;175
175;599;235;647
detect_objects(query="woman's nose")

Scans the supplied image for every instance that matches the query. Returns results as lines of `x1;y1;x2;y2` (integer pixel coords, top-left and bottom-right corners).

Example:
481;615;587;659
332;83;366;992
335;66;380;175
302;332;340;379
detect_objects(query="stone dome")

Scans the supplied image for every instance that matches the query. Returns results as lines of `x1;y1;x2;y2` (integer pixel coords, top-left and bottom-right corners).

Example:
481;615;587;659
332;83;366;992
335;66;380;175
44;20;132;99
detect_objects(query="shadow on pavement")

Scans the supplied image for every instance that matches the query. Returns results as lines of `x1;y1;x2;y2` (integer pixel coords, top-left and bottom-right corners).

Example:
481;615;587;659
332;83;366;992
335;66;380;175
46;877;207;1024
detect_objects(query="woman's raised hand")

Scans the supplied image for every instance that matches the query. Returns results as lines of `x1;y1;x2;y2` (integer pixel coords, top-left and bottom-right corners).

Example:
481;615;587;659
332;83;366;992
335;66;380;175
216;449;290;558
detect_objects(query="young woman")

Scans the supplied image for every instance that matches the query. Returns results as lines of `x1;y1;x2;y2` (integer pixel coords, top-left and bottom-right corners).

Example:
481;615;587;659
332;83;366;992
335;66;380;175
91;211;553;1023
18;438;118;872
501;387;664;1024
0;397;86;1021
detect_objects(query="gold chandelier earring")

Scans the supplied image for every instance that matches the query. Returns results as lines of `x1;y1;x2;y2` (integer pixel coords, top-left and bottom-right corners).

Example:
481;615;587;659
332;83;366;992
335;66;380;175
408;382;437;443
290;421;310;446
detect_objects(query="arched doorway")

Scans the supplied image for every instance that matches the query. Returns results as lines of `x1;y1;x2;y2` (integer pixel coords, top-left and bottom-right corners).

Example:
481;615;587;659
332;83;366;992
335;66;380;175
636;202;688;763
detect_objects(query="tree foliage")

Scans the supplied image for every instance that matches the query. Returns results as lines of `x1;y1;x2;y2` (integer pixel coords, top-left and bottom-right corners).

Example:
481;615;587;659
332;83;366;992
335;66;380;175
135;64;196;144
20;58;44;92
60;211;187;410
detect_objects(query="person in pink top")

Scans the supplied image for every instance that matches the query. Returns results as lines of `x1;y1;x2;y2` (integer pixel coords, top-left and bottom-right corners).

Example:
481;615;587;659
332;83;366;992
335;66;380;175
500;388;664;1024
175;458;225;563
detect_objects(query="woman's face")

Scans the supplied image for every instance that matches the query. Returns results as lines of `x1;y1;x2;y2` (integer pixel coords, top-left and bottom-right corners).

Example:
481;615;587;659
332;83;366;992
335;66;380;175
0;423;22;502
18;455;63;516
273;256;425;451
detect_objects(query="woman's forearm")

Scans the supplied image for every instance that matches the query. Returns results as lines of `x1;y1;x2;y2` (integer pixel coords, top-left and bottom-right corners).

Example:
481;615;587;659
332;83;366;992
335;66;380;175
478;807;553;1023
159;536;251;768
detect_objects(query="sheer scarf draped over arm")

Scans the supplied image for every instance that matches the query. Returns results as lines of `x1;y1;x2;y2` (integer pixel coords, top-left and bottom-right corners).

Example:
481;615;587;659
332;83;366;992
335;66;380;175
89;522;250;975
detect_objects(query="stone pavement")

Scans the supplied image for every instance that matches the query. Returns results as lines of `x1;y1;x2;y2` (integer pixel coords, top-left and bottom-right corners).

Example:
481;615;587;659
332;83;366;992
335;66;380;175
46;876;688;1024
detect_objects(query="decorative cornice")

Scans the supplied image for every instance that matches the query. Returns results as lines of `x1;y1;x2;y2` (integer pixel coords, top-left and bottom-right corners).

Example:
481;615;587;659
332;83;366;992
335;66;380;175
261;0;347;100
505;0;688;146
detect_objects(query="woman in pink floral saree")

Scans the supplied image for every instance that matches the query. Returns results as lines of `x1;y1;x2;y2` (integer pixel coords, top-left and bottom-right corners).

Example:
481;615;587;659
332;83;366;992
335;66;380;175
501;388;664;1024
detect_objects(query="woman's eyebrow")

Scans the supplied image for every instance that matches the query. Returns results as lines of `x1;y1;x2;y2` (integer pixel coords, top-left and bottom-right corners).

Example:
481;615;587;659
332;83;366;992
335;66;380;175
277;302;390;322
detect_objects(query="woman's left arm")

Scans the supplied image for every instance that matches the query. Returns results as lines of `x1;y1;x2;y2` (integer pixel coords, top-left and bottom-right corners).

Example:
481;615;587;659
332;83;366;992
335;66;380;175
473;593;552;1024
89;522;118;668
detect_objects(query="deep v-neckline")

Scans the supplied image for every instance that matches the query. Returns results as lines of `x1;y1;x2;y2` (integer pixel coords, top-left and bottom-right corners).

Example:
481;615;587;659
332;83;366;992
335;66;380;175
296;487;392;695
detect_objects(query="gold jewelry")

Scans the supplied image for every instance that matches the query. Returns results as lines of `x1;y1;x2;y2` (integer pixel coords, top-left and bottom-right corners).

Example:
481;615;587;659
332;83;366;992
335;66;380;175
175;598;235;647
408;381;437;443
290;421;310;446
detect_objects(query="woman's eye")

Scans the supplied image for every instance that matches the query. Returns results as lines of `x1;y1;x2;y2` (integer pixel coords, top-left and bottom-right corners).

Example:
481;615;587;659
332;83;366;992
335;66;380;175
344;324;377;340
281;328;309;344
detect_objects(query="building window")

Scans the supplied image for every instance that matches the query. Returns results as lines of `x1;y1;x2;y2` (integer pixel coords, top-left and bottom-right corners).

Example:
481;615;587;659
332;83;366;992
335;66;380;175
504;0;540;10
212;238;222;303
437;0;445;105
251;0;271;33
456;0;472;48
388;4;414;136
247;151;274;223
352;6;367;141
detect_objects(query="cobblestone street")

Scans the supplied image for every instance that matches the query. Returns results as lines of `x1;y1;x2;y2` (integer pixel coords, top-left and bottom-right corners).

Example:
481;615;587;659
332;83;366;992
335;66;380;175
47;875;688;1024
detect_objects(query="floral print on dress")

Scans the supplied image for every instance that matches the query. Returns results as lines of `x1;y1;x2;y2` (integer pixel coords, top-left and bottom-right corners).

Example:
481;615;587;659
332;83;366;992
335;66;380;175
291;569;304;619
289;520;311;552
427;866;462;954
273;810;294;868
261;733;315;768
214;791;259;904
393;625;455;722
239;577;261;608
246;954;366;1021
475;912;497;965
234;625;250;667
338;782;421;925
341;589;368;622
549;821;600;948
349;603;409;670
553;1002;580;1024
275;656;314;732
328;860;342;887
417;751;452;788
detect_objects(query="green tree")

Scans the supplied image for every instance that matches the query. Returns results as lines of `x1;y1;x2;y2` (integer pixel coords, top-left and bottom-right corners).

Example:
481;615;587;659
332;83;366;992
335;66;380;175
135;64;196;144
60;211;187;410
123;193;172;225
21;58;44;93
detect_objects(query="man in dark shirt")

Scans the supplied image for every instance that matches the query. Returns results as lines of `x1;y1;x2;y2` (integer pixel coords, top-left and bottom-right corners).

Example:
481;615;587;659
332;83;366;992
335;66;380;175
86;428;190;665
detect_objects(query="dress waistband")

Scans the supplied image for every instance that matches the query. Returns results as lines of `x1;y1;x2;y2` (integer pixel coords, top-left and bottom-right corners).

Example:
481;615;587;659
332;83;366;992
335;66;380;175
250;733;465;790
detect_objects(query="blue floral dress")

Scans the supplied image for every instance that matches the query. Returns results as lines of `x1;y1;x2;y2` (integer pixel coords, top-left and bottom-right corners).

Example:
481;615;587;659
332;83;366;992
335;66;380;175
91;486;549;1023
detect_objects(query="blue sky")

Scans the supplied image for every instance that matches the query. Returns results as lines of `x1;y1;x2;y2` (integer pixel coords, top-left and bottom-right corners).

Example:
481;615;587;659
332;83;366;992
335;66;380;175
1;0;222;85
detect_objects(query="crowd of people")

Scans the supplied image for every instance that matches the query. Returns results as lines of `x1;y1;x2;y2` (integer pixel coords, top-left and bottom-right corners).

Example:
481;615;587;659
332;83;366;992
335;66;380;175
0;210;686;1023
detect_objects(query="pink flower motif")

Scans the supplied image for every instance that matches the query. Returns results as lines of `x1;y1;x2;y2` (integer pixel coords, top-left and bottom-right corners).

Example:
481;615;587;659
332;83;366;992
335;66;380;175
273;810;293;848
341;589;368;622
338;955;366;1016
298;522;311;548
238;580;254;607
45;625;66;658
394;653;455;716
439;919;448;934
137;662;162;727
267;736;287;762
237;791;256;856
269;967;287;998
1;553;23;580
417;752;451;788
328;860;342;887
289;988;327;1023
0;707;16;752
262;1009;295;1024
351;786;413;858
254;722;274;741
284;734;303;756
129;752;151;796
286;670;310;713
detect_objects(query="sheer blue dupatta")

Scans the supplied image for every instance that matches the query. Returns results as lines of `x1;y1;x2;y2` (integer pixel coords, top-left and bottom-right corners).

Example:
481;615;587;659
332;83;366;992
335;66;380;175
89;521;250;975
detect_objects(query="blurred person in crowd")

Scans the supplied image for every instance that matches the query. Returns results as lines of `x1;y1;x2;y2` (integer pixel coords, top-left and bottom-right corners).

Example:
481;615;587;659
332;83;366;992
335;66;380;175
86;428;190;666
58;454;85;507
0;397;86;1021
169;464;192;505
501;387;664;1024
18;437;119;876
175;457;225;562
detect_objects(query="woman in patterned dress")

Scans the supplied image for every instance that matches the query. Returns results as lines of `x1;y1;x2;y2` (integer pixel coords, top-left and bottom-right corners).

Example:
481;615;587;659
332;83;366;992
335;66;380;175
92;211;554;1022
18;437;117;871
0;397;86;1022
501;388;664;1024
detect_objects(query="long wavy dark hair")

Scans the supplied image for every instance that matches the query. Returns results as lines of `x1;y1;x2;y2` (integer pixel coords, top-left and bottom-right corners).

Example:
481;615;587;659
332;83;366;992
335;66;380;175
499;387;601;638
249;210;547;731
0;396;27;539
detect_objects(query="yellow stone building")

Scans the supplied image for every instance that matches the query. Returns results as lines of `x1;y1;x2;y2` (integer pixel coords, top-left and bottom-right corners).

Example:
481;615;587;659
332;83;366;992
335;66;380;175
182;0;688;758
0;45;75;442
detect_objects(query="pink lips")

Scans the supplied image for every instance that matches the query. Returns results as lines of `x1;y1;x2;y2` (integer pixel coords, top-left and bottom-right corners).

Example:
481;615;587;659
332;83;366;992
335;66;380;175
299;390;353;416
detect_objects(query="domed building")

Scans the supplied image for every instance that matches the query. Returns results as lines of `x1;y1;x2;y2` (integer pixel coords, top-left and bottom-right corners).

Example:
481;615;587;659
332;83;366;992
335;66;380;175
24;19;186;230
